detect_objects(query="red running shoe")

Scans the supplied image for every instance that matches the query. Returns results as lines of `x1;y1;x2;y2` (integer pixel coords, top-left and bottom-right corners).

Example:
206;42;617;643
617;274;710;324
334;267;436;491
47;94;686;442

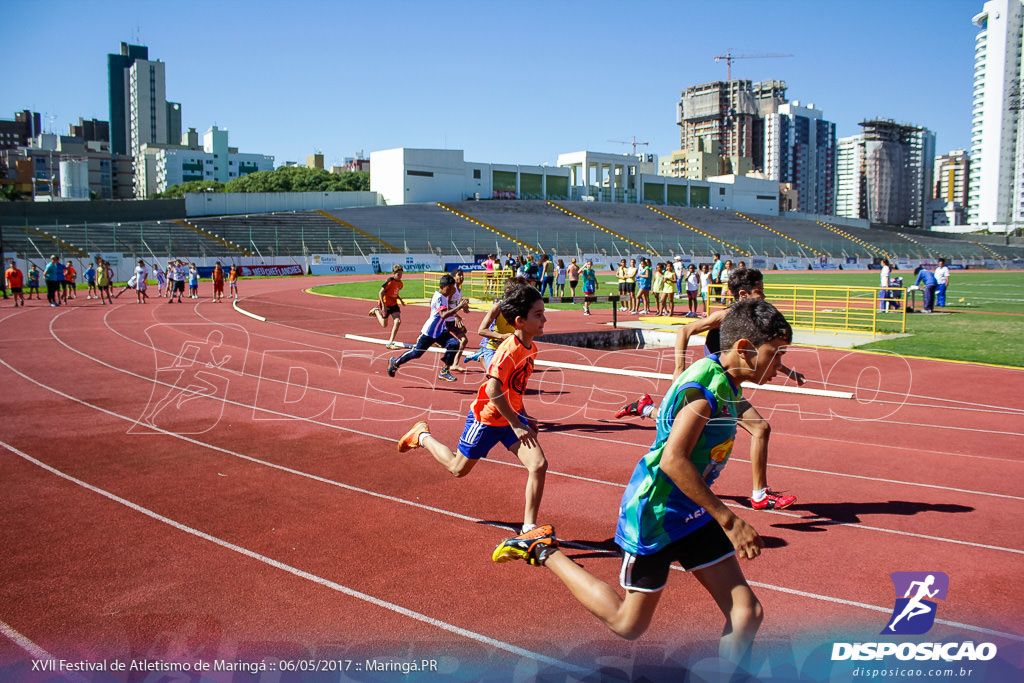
750;488;796;510
615;394;654;420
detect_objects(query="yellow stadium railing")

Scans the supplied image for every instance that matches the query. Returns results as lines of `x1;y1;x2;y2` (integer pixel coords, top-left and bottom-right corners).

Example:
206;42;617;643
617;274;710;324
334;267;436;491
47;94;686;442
707;283;907;336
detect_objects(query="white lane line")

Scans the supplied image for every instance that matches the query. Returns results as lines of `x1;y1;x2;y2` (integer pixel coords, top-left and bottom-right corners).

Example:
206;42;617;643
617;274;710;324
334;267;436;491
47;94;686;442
232;298;266;322
344;334;854;399
2;365;1022;645
0;439;587;675
15;316;1024;550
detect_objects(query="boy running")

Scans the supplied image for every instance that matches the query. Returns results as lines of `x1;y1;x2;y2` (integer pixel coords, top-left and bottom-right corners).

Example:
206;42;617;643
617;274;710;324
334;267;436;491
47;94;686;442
397;280;548;533
370;264;406;349
386;273;468;383
492;299;794;663
616;268;805;510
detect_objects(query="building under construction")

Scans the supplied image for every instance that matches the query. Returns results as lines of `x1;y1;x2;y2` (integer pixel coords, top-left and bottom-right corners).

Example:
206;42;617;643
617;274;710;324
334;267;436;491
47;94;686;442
676;79;787;173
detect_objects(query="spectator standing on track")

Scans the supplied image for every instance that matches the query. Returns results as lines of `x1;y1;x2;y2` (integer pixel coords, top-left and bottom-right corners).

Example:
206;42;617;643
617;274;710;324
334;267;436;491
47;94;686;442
84;261;97;299
63;260;77;303
212;261;225;303
659;261;676;316
134;259;149;304
914;266;937;313
369;264;405;349
879;258;892;312
539;255;555;297
228;264;239;299
934;258;950;307
555;259;567;297
616;268;804;511
566;257;581;298
721;260;734;303
699;264;711;317
96;259;112;304
685;264;699;316
27;263;41;300
167;259;186;303
711;253;723;301
637;258;652;315
386;273;468;383
492;299;794;666
188;263;199;299
6;260;25;307
580;259;598;315
673;255;685;297
398;279;548;534
154;263;167;298
618;260;634;313
616;259;628;312
44;256;64;307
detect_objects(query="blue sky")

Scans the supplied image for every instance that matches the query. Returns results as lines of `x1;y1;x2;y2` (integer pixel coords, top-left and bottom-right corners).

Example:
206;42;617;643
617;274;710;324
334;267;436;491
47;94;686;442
3;0;980;168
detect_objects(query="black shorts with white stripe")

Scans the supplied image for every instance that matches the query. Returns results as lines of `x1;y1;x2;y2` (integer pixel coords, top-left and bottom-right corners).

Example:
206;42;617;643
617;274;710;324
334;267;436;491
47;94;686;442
619;520;735;593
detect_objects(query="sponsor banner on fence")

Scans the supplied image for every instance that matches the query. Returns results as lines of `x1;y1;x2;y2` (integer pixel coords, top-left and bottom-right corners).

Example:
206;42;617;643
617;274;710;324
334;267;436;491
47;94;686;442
371;254;442;273
241;264;304;277
310;264;377;275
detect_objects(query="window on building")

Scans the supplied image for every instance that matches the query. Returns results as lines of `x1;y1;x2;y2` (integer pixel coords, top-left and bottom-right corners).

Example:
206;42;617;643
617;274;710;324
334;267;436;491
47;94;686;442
407;170;434;177
473;169;481;179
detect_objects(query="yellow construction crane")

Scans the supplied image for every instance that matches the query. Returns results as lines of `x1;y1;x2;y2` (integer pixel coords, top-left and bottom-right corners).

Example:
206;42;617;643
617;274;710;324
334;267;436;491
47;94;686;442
714;49;793;81
608;136;649;155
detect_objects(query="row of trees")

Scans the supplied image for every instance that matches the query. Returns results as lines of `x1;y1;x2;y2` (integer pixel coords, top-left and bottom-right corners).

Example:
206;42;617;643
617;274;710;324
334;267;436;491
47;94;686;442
154;167;370;198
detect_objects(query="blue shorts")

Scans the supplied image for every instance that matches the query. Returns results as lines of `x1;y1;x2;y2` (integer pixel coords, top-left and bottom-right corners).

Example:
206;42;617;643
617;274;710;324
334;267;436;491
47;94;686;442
479;346;496;368
457;410;523;459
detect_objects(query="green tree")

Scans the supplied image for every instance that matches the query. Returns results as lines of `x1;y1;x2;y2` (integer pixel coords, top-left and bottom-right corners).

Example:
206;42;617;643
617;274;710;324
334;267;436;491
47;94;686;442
155;180;225;198
223;167;370;193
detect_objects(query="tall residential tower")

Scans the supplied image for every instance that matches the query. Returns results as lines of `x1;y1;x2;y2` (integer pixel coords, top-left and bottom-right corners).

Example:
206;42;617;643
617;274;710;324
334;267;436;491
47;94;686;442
968;0;1024;230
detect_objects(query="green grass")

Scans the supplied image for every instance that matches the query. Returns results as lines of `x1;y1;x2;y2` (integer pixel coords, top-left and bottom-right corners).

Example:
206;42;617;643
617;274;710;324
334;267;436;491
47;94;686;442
313;271;1024;368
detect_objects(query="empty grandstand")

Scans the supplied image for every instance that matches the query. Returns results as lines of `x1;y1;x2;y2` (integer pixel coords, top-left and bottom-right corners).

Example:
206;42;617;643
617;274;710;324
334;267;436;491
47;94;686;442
3;200;1022;266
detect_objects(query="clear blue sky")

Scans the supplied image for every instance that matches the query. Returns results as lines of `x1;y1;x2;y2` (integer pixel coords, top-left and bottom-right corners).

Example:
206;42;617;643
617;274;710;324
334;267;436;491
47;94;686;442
3;0;980;168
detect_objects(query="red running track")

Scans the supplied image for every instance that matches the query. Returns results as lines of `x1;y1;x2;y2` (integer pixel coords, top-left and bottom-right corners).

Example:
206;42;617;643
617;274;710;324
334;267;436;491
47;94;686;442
0;275;1022;682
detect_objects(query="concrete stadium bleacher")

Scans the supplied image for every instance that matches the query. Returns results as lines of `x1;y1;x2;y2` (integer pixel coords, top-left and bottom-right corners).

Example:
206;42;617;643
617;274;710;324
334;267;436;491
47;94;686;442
4;199;1022;264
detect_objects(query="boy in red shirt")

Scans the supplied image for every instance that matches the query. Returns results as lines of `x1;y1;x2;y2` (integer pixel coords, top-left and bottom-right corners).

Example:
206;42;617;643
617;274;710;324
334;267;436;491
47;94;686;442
397;279;548;533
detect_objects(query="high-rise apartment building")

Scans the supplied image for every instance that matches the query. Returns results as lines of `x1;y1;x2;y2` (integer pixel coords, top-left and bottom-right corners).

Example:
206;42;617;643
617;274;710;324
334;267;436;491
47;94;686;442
835;136;866;220
968;0;1024;229
835;120;935;227
934;149;971;205
677;79;787;173
764;101;837;215
107;42;148;157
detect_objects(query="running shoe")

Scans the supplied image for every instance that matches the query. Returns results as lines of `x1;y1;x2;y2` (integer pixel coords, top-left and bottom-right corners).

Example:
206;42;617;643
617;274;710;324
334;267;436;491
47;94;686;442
750;488;796;510
464;348;484;363
397;420;430;452
368;307;378;317
615;393;654;420
438;370;457;382
491;524;558;566
387;357;398;377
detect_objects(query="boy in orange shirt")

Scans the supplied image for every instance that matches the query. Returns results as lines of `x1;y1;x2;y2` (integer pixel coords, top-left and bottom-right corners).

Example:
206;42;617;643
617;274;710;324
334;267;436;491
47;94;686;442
212;261;225;302
369;265;405;349
5;260;25;307
397;280;548;533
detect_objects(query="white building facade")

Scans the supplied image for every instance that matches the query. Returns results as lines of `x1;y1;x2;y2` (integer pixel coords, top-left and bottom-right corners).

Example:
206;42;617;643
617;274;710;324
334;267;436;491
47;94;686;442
968;0;1024;232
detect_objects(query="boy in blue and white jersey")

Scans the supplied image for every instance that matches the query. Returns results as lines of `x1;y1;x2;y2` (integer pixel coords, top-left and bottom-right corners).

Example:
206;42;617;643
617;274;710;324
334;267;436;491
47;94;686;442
386;274;468;383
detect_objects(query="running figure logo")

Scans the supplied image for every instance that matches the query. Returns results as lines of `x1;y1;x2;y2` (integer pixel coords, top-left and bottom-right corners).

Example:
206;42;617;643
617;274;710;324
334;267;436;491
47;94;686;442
883;571;949;635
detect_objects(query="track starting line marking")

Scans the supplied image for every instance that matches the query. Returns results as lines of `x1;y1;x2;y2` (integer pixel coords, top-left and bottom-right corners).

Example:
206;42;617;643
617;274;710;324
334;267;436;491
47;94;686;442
343;334;854;400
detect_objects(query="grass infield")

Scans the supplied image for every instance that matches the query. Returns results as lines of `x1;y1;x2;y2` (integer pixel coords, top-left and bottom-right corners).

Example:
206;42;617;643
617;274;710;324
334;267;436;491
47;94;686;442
313;270;1024;369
